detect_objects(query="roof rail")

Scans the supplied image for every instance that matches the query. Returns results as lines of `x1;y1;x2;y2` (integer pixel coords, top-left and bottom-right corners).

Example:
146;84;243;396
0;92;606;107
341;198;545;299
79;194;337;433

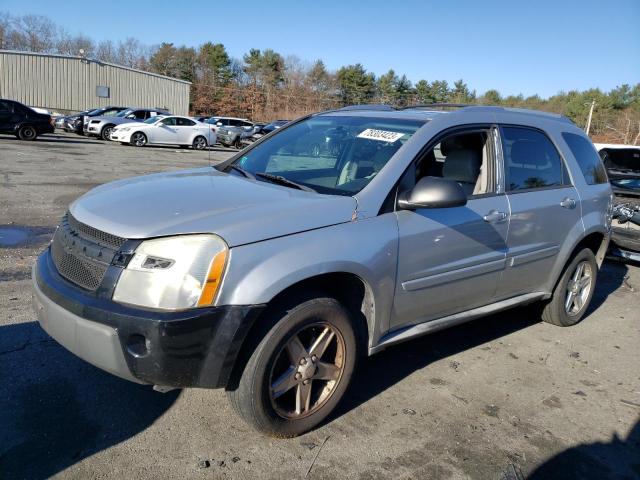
400;103;471;110
338;104;396;111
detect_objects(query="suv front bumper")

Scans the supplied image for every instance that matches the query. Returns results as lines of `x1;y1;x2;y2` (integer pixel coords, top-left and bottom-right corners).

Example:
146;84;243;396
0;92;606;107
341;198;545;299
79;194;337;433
32;249;265;389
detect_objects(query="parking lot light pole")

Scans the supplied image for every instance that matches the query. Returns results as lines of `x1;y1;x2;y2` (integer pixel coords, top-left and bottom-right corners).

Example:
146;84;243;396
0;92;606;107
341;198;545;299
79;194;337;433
585;100;596;136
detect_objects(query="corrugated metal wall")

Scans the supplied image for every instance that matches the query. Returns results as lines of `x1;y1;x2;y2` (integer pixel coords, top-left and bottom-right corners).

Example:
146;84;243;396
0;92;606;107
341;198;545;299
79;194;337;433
0;51;191;115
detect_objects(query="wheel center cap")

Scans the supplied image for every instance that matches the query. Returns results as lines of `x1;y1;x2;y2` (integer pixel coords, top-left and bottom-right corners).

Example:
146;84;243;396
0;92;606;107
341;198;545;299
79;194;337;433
298;360;317;380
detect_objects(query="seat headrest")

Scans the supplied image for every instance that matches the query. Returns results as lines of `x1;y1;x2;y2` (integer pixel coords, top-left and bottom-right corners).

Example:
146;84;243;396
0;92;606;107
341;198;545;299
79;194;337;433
443;149;481;183
440;135;485;156
509;140;548;168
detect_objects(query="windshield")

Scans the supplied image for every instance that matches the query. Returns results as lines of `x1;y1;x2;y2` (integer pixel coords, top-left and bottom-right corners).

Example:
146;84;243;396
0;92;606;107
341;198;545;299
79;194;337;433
222;115;424;195
206;117;220;124
116;109;133;117
600;148;640;172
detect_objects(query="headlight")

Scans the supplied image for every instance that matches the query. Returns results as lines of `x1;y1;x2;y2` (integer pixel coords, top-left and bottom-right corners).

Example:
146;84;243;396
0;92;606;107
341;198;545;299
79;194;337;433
119;127;131;132
113;234;228;310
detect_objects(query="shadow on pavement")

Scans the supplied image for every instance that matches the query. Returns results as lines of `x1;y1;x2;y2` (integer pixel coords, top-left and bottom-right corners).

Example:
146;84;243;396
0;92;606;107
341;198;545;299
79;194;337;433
527;420;640;480
333;259;629;421
0;321;180;480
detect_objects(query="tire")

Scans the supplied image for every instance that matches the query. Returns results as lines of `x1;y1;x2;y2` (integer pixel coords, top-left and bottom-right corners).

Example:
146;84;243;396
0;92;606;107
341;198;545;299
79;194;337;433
101;124;115;141
227;296;358;437
18;125;37;141
192;135;208;150
130;132;147;147
542;248;598;326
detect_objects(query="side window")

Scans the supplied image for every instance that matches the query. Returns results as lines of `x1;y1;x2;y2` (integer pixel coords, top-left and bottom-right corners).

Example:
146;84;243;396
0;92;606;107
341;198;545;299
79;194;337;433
561;132;608;184
415;130;494;197
230;119;242;127
176;118;196;126
0;100;12;113
133;110;147;120
501;127;569;191
160;117;176;126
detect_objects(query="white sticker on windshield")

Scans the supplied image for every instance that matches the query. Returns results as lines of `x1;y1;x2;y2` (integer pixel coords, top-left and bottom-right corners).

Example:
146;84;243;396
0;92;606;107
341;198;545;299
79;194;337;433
357;128;405;143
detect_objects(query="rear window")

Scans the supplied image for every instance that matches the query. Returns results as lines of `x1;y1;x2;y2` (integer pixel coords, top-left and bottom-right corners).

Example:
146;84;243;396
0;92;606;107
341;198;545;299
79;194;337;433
599;147;640;173
561;133;608;184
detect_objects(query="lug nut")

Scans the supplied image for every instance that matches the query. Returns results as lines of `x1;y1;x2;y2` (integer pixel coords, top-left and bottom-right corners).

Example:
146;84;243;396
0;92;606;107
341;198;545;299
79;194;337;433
311;355;317;362
300;358;307;366
295;372;302;380
303;379;310;385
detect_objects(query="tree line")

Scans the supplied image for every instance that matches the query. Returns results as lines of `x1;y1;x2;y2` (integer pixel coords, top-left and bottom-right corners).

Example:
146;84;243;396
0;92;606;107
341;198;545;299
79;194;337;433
1;12;639;144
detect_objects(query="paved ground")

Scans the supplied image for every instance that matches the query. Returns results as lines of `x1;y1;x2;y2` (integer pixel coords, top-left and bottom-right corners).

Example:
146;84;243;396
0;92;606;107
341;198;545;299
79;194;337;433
0;132;639;480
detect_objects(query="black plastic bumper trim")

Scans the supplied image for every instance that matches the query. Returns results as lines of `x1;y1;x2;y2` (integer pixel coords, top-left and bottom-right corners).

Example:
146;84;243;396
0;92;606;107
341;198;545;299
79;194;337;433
35;249;266;388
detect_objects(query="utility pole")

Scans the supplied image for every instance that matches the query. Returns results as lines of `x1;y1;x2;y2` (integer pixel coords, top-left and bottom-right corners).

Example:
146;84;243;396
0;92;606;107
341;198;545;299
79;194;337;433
585;100;596;136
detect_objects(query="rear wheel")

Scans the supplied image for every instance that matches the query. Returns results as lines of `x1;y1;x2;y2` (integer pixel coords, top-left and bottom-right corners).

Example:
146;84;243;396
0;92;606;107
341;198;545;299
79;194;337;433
130;132;147;147
542;248;598;326
192;135;207;150
227;297;357;437
101;124;115;141
18;125;37;141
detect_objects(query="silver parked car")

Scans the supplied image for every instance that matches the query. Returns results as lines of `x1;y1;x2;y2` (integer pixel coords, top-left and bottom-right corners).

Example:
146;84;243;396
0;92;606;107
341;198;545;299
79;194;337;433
84;107;170;140
32;105;612;437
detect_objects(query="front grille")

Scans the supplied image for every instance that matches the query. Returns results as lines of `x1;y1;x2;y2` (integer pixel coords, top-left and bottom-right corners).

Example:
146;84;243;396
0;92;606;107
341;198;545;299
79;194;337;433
50;213;126;290
66;213;125;250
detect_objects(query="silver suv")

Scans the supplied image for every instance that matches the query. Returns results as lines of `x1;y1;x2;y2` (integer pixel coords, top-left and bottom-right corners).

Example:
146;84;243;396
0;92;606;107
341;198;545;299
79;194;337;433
32;105;612;437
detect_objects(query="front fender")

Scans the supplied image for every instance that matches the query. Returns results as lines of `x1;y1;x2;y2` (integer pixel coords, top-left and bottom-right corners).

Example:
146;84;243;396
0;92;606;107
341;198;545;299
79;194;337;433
217;215;399;347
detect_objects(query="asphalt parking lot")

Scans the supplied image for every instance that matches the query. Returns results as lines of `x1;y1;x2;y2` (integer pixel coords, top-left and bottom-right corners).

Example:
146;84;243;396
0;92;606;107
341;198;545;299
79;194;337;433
1;132;639;480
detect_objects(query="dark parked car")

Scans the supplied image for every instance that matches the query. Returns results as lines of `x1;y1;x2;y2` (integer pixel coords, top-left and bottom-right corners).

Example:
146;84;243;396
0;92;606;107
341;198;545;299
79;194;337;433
0;98;55;140
261;119;289;134
69;106;127;135
595;143;640;261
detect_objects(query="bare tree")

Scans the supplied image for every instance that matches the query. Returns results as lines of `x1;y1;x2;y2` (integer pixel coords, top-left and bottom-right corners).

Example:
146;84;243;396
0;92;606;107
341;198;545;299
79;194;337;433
9;14;58;52
56;30;95;57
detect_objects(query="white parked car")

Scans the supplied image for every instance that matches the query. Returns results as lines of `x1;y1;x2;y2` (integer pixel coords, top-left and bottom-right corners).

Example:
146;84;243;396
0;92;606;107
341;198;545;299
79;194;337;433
110;115;216;150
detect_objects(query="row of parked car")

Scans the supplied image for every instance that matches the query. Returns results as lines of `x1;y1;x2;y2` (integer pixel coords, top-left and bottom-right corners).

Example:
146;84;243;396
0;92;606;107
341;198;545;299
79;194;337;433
1;97;290;150
54;104;290;149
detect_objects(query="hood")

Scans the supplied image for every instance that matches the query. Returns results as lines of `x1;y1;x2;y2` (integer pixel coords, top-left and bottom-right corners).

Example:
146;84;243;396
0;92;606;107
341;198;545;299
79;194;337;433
70;168;357;247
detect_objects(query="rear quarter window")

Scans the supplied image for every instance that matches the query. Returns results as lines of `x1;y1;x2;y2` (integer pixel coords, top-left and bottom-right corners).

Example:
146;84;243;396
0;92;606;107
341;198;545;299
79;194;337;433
562;132;608;184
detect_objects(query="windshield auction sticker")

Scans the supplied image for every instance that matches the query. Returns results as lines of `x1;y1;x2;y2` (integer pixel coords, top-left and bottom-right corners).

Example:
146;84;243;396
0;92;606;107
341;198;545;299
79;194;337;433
357;128;405;142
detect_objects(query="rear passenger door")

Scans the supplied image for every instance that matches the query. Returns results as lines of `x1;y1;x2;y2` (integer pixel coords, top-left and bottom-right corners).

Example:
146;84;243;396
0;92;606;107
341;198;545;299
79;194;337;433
175;117;197;144
495;126;582;298
0;100;13;131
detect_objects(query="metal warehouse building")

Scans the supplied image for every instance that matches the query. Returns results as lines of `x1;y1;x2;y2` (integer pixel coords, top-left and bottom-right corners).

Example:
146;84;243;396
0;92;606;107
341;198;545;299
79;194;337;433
0;50;190;115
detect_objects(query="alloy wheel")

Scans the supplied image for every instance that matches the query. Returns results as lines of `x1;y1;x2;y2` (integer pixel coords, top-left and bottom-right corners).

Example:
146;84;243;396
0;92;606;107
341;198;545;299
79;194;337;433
565;260;592;315
131;132;146;147
269;323;345;419
193;136;207;150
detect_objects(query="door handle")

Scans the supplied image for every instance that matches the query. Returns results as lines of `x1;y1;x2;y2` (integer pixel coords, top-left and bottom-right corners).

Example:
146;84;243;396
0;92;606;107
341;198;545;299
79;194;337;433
483;210;508;223
560;197;576;209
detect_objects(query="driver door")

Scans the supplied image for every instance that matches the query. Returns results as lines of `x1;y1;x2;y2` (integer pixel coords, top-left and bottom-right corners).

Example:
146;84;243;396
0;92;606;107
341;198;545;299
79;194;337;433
392;127;510;329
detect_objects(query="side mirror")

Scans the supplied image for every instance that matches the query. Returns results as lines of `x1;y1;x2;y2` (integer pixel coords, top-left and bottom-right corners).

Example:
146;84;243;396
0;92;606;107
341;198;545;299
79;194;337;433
398;176;467;210
216;122;222;126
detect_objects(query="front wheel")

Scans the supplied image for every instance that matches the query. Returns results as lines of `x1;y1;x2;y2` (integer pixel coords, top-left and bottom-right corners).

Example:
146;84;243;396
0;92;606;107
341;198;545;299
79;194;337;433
130;132;147;147
192;135;208;150
542;248;598;326
101;124;115;141
18;125;37;141
227;297;357;437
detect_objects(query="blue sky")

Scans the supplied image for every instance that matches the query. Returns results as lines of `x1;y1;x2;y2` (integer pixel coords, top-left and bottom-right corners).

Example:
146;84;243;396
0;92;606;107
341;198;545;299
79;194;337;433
2;0;639;97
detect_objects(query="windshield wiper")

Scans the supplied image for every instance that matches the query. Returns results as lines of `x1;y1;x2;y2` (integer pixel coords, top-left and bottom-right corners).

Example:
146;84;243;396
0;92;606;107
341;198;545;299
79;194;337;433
255;173;316;192
227;165;255;179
